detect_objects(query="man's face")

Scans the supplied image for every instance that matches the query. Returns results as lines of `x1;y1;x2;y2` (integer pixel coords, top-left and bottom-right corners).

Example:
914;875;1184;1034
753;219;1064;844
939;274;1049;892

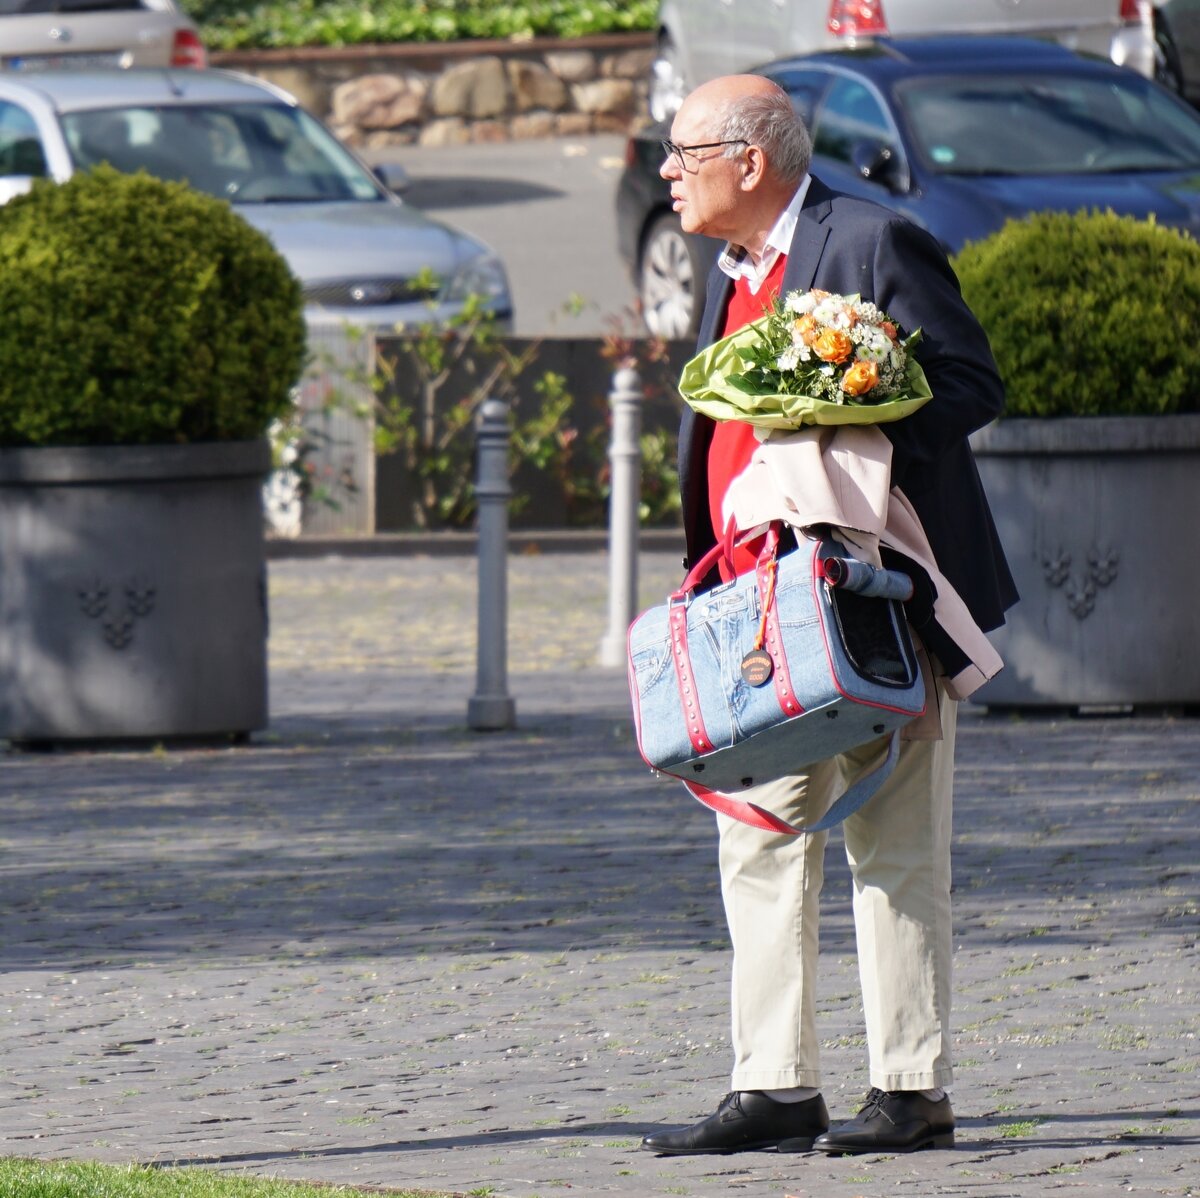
660;98;747;243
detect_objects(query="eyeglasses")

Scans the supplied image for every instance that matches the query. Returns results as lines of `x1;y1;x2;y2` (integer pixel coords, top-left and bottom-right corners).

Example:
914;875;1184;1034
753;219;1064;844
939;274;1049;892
660;138;748;170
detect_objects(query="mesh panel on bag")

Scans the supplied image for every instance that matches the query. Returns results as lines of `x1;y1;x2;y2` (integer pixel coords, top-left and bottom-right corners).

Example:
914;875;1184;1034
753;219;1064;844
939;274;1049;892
828;587;917;687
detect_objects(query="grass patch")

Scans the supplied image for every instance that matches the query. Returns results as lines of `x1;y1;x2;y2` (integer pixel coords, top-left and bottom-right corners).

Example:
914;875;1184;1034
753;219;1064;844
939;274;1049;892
0;1159;454;1197
997;1118;1045;1139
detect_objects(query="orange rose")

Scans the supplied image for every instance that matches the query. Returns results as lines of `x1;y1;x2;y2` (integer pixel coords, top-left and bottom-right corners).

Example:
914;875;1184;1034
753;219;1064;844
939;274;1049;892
881;321;899;342
793;314;819;344
841;360;880;397
813;329;854;363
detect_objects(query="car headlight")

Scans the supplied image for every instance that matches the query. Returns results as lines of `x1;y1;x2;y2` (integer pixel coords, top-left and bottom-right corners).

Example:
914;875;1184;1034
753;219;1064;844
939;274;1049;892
444;251;512;309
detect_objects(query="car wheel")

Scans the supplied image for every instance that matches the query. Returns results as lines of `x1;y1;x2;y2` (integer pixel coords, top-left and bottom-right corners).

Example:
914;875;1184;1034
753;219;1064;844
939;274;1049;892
639;213;705;340
649;35;687;122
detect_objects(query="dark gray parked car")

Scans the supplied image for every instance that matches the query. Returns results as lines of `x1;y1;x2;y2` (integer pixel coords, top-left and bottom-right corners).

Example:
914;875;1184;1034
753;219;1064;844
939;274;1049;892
1153;0;1200;103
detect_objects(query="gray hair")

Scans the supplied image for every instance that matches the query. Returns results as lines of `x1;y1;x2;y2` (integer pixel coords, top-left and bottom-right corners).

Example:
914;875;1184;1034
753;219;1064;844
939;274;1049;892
716;87;811;184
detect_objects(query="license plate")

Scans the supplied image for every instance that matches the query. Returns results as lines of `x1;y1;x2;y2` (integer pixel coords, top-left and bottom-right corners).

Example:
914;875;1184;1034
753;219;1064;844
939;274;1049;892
2;52;125;71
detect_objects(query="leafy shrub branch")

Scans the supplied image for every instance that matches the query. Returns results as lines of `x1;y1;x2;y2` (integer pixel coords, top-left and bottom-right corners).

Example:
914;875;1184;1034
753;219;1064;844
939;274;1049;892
280;296;685;531
370;288;576;528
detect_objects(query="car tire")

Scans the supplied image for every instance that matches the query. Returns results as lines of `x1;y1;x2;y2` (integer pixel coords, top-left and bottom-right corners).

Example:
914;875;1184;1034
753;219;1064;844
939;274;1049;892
649;34;688;122
638;213;706;340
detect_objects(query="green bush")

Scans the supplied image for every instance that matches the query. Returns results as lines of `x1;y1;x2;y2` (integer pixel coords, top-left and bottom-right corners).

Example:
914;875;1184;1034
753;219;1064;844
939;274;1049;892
0;165;307;447
184;0;657;52
952;210;1200;417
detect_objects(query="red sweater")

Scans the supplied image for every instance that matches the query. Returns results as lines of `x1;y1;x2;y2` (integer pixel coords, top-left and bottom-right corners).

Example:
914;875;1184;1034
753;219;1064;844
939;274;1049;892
707;253;787;579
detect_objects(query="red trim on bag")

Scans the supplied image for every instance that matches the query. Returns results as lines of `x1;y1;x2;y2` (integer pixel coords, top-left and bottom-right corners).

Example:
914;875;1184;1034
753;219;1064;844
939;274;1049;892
759;537;803;719
684;779;800;835
669;600;714;756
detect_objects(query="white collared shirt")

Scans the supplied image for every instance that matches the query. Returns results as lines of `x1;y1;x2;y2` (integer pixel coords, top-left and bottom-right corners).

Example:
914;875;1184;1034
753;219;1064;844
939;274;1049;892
717;175;812;295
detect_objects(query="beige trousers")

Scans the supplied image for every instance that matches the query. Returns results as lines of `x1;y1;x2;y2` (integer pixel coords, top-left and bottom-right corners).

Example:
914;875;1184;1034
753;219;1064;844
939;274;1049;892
716;678;957;1093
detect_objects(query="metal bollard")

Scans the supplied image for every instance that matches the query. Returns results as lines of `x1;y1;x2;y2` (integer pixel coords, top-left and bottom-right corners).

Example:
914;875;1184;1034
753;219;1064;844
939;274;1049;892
598;365;643;668
468;397;516;731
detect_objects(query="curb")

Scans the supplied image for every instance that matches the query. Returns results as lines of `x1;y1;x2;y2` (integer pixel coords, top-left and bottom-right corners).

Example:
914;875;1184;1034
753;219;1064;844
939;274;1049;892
265;528;686;559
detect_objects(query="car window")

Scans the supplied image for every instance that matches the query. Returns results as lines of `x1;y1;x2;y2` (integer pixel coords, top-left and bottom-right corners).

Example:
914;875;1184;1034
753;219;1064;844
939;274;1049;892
763;67;829;130
900;72;1200;174
812;75;896;164
0;101;46;178
61;103;385;202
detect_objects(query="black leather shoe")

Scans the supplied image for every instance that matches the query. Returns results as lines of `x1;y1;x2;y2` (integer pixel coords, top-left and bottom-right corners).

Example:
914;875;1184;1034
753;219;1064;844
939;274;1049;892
814;1088;955;1155
641;1090;829;1155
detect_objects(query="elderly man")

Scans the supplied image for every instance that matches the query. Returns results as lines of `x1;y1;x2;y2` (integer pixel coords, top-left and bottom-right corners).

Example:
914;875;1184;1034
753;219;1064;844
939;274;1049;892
640;75;1016;1157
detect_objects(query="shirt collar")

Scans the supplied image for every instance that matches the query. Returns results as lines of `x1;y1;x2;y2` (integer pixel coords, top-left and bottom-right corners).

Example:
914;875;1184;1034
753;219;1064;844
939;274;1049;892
717;175;812;294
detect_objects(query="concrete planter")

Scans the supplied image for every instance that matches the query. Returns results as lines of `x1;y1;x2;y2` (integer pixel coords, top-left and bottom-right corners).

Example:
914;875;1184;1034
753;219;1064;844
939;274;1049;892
970;415;1200;708
0;440;271;742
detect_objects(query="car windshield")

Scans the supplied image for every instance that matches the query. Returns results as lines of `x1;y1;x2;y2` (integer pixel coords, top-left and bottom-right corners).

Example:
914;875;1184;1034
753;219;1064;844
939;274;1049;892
899;72;1200;175
60;102;386;203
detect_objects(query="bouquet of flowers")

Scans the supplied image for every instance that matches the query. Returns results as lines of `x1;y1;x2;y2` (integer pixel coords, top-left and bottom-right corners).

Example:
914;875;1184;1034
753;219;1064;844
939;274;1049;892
679;289;933;429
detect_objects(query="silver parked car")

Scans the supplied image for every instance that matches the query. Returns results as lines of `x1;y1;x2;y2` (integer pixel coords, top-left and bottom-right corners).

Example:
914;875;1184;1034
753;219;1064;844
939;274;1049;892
648;0;1162;119
0;69;513;328
0;0;205;71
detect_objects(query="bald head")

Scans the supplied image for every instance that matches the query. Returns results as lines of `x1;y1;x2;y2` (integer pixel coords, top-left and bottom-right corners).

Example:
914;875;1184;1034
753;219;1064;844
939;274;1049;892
677;75;811;187
685;73;781;113
663;74;810;256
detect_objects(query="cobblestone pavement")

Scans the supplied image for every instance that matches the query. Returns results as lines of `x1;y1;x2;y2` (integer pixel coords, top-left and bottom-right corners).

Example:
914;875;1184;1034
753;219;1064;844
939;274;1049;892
1;551;1197;1198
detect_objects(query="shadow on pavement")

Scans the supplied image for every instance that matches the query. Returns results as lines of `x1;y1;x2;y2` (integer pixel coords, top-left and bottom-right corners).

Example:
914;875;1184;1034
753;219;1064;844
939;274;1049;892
403;176;564;210
2;708;1198;969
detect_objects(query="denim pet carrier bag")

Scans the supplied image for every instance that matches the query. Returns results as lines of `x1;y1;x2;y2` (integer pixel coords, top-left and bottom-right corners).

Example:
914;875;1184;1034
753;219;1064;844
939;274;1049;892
627;525;926;835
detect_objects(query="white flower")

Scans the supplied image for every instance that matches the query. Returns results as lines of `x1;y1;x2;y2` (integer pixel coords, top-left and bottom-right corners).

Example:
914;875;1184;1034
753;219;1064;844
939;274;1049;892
812;296;839;324
855;328;891;362
776;346;801;371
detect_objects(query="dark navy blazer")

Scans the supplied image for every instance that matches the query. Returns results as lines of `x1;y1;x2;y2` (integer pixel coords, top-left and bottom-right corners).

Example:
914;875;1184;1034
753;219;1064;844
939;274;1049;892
679;175;1018;638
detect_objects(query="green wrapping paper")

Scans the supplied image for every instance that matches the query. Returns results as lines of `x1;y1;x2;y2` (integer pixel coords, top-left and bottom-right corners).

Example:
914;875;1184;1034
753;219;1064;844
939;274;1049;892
678;315;934;429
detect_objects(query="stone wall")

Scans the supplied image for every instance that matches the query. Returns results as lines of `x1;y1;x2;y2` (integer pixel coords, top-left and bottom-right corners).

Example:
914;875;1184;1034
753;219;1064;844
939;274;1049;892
210;32;655;149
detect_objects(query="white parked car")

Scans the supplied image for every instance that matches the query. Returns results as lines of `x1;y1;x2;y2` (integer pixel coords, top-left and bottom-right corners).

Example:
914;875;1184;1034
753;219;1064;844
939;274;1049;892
0;0;205;71
648;0;1163;119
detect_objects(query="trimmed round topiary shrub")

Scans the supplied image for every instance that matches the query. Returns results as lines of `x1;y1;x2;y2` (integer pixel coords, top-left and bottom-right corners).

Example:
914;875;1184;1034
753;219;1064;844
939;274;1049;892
0;165;306;447
952;210;1200;417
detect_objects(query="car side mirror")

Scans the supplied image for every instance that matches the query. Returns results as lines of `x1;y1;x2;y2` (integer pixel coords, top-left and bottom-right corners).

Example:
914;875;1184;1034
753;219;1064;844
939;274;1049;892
850;139;901;191
373;162;410;194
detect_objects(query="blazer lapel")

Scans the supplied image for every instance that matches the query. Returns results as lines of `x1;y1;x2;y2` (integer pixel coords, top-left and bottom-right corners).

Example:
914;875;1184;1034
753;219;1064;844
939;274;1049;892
696;262;733;350
783;176;835;295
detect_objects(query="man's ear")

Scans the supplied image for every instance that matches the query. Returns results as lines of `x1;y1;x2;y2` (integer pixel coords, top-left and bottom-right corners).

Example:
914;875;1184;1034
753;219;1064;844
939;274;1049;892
740;145;767;191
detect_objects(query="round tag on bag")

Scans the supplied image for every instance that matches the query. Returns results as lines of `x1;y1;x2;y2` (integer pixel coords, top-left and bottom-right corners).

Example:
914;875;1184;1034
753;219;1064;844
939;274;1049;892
740;649;774;687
